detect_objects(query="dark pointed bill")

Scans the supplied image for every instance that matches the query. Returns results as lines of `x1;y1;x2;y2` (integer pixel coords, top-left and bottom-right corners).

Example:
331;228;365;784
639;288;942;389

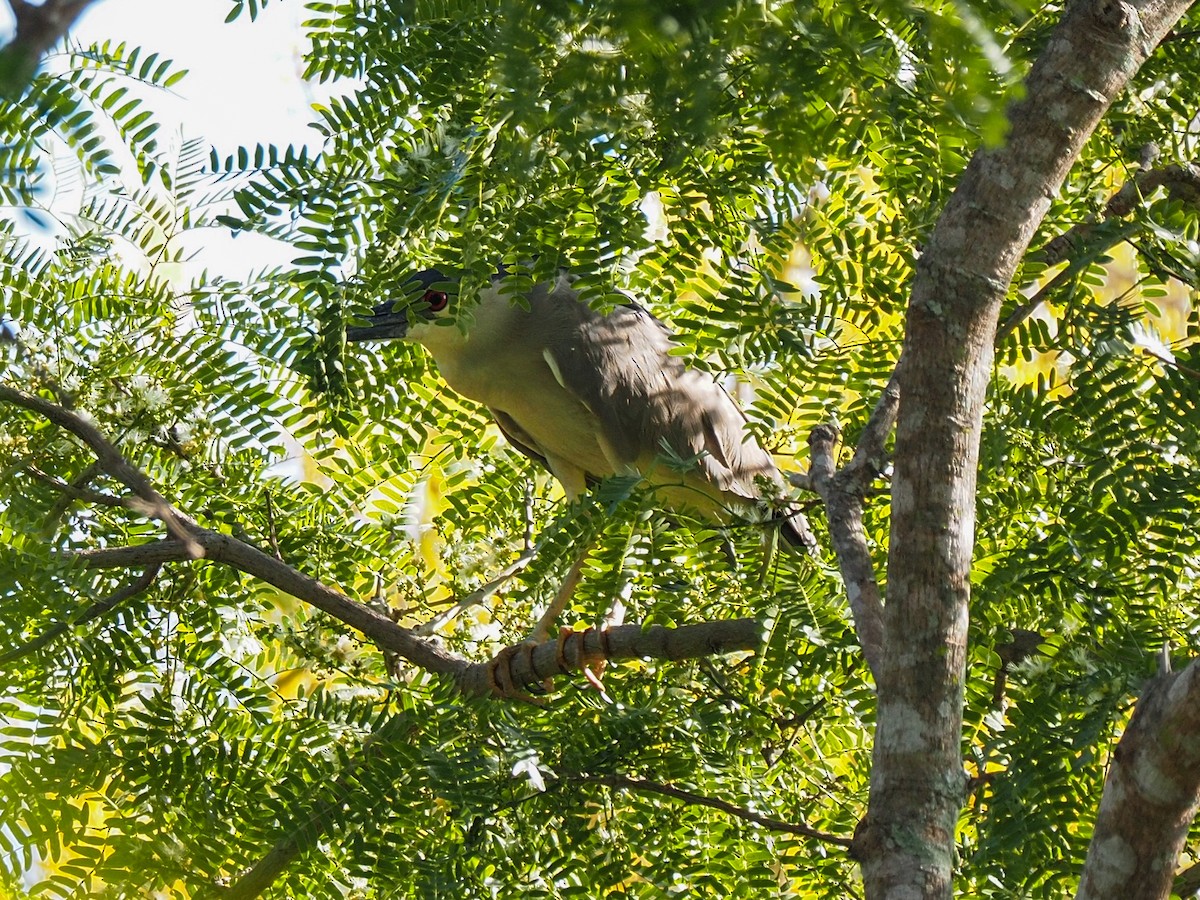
346;268;452;343
346;302;411;342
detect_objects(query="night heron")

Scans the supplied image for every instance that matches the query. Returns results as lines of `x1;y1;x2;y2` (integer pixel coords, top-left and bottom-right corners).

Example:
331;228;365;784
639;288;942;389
347;266;817;639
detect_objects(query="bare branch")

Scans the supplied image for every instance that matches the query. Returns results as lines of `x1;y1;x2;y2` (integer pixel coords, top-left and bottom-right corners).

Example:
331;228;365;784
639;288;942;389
1041;160;1200;267
997;219;1141;343
1105;161;1200;218
25;463;132;509
74;540;198;569
797;371;899;682
1141;345;1200;381
999;158;1199;342
803;422;887;683
566;772;854;847
843;371;901;487
74;534;762;698
75;529;471;680
7;385;765;699
460;618;764;699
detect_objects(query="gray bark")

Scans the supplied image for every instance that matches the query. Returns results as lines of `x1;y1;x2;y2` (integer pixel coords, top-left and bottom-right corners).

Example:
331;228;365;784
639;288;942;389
1076;661;1200;900
857;1;1197;896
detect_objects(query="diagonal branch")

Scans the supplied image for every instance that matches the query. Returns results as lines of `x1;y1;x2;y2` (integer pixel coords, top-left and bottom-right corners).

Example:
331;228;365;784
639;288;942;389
0;0;97;93
999;157;1200;342
0;385;202;557
73;535;763;698
0;565;161;666
3;385;765;699
566;772;854;847
75;531;472;681
997;218;1142;343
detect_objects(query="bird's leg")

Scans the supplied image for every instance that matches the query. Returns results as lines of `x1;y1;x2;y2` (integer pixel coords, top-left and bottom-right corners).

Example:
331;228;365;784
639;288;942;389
578;577;629;701
528;539;594;644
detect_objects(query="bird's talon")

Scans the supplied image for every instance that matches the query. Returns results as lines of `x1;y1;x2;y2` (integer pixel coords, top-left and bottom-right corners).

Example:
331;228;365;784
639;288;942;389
582;665;605;691
487;642;549;703
582;664;613;703
555;627;573;674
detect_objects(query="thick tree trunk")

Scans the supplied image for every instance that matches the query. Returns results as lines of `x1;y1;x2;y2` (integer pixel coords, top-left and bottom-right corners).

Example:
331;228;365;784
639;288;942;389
857;1;1196;896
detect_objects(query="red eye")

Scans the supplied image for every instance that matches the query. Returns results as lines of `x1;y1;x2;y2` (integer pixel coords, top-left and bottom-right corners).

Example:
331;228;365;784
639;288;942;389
423;290;449;311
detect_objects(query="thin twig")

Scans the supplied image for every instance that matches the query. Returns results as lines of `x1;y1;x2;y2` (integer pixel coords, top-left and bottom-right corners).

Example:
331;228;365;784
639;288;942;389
566;772;853;847
1141;345;1200;381
26;464;130;509
413;547;536;636
0;565;161;666
998;159;1199;343
997;219;1141;343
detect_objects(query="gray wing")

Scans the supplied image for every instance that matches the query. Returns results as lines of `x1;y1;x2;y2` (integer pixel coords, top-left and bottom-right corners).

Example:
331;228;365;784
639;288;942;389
490;408;549;470
535;284;810;541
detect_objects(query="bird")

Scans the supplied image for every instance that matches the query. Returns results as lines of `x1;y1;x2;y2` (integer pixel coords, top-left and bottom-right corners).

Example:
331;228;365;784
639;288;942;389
347;265;817;637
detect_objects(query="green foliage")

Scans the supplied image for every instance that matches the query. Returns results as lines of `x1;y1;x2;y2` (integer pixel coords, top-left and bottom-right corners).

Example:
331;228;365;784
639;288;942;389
0;1;1197;898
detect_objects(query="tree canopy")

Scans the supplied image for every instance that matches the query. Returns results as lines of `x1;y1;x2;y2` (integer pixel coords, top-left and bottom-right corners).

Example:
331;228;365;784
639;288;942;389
0;0;1198;897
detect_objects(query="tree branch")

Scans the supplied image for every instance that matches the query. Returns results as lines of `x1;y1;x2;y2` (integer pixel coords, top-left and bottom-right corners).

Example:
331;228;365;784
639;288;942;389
0;0;98;93
1077;659;1200;899
1104;160;1200;219
75;530;473;681
1142;345;1200;381
1;386;761;698
73;532;762;698
802;406;891;683
0;565;161;666
0;385;202;557
858;0;1197;895
566;772;853;847
25;463;132;509
998;158;1200;342
805;156;1199;685
997;218;1142;343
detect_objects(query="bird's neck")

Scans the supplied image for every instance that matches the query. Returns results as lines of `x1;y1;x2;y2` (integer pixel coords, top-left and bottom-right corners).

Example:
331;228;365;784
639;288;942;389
409;286;522;401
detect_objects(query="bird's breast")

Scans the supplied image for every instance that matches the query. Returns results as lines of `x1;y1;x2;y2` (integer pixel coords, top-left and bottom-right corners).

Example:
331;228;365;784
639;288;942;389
425;341;616;480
